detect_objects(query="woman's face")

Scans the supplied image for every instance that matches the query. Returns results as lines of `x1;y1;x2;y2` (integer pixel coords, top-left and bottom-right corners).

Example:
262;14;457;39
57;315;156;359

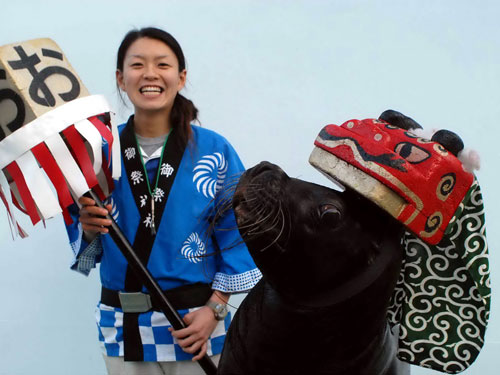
116;37;186;116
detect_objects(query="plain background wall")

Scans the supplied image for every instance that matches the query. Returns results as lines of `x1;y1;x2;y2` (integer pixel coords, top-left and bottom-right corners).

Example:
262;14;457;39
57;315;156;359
0;1;498;374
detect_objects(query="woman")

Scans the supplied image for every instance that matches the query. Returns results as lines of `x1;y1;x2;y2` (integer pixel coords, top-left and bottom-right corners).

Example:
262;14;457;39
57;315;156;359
66;27;261;374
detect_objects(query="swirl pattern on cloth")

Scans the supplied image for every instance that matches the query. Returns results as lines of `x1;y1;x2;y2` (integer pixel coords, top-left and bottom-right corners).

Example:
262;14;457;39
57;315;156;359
193;153;227;199
108;196;119;223
181;232;206;264
388;179;490;374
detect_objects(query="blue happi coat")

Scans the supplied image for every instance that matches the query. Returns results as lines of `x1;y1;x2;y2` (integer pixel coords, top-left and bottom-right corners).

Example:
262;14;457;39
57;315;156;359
65;119;261;361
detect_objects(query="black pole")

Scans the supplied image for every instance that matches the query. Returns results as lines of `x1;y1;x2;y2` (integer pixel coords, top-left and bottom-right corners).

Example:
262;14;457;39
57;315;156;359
85;190;217;375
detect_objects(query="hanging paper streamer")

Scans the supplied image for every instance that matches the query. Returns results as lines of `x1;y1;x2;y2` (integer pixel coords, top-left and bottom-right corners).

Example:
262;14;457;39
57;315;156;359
0;38;217;375
0;38;120;238
0;95;120;235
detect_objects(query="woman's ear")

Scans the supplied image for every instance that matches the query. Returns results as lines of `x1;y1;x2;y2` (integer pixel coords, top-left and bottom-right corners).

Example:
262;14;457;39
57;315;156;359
116;69;125;91
177;69;187;91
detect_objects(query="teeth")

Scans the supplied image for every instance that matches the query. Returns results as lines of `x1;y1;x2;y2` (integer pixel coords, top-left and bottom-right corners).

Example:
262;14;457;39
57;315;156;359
140;86;162;93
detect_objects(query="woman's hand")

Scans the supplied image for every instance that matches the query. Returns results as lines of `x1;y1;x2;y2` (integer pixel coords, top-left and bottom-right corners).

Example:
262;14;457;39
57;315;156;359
78;196;112;236
169;306;219;361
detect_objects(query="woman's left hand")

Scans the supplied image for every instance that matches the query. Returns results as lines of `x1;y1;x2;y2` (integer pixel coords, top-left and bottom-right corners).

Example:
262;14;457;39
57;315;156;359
169;306;219;361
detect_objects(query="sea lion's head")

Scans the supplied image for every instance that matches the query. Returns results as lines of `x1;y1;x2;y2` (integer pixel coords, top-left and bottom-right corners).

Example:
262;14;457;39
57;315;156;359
232;161;404;304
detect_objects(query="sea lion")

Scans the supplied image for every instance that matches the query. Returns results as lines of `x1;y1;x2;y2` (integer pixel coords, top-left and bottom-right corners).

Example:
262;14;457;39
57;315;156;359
217;161;411;375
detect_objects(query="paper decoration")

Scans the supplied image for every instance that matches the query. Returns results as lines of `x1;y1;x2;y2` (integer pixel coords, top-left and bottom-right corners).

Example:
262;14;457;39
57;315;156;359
0;38;120;238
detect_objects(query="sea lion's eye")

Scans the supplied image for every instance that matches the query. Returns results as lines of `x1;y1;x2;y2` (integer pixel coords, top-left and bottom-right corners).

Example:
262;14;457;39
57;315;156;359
319;204;342;227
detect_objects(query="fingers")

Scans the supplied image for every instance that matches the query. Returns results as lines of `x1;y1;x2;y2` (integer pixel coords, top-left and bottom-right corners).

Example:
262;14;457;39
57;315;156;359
78;196;95;206
80;217;111;234
170;326;199;346
78;197;112;234
192;342;207;361
170;326;204;356
183;311;194;325
78;197;112;213
169;307;218;359
82;204;110;219
78;197;112;215
169;323;209;354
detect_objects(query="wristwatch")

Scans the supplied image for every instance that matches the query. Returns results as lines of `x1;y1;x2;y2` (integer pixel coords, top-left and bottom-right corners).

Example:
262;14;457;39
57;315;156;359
206;300;229;321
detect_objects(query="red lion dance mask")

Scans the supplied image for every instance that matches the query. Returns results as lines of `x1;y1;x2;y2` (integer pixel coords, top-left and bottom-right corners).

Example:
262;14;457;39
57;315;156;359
311;118;473;245
310;114;489;374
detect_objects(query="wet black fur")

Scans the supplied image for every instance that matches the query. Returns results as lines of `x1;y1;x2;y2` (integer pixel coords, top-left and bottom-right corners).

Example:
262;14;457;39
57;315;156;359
218;162;411;375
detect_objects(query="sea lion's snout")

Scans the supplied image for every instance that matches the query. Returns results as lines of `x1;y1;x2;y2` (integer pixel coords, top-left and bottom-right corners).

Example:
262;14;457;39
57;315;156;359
233;161;288;213
244;161;288;187
232;161;290;246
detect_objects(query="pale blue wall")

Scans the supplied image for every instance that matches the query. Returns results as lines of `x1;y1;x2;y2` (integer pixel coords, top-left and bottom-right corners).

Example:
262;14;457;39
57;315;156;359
0;1;498;374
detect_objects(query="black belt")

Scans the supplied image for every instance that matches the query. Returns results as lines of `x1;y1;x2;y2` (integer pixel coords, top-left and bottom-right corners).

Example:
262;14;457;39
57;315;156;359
101;283;213;312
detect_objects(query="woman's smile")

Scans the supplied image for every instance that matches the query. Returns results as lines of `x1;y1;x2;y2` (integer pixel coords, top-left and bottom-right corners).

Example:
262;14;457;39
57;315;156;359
139;85;164;96
116;37;186;115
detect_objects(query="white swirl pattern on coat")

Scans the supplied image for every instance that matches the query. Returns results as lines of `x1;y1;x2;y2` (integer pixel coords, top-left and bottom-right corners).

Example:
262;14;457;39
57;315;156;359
107;196;119;222
193;153;228;199
181;232;206;264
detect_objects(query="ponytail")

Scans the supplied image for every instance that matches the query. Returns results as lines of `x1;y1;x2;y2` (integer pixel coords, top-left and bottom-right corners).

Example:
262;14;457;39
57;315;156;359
171;93;198;147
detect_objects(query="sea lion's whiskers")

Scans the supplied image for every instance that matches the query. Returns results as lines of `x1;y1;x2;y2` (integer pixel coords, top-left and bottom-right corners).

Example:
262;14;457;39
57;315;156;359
213;201;234;219
211;174;248;205
255;211;285;253
267;211;282;234
246;215;277;236
215;192;233;206
241;209;276;234
205;200;237;239
248;207;282;238
246;201;270;217
259;203;287;253
214;183;238;202
211;197;271;234
212;194;236;216
216;173;243;193
254;201;288;252
245;190;268;203
202;197;233;228
210;183;245;222
255;234;279;253
215;199;270;232
281;206;293;249
224;172;244;183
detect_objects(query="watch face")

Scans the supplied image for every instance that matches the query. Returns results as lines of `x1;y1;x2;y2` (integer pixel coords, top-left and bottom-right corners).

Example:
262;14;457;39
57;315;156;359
206;300;228;320
214;304;228;320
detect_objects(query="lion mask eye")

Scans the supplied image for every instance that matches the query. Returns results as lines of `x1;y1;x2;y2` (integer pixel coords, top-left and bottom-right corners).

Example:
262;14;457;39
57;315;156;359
319;204;342;227
394;142;431;164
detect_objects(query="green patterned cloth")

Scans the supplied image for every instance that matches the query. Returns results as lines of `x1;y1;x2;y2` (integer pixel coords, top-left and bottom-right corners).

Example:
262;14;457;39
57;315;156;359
388;179;490;373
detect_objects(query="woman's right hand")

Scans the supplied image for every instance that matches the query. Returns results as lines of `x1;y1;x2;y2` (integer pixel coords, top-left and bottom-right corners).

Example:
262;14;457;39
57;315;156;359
78;196;112;235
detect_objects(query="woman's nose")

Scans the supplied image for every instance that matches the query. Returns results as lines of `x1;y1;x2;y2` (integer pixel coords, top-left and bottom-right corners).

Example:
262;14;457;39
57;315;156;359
143;65;158;79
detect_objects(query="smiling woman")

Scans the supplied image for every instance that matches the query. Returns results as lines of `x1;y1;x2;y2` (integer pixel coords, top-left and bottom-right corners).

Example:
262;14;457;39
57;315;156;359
116;37;187;134
64;27;261;375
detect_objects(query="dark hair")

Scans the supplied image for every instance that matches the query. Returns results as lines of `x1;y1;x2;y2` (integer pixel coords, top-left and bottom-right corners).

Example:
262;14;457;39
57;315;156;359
116;27;198;146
